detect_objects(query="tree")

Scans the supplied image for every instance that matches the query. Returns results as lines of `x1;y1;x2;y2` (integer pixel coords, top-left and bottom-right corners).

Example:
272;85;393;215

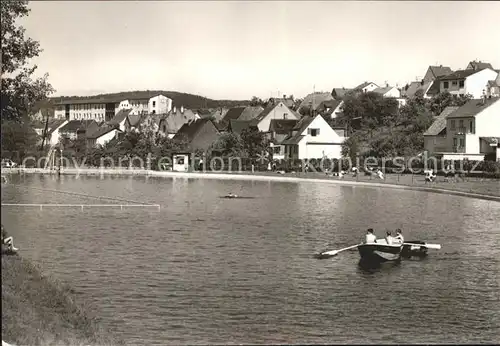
240;127;269;161
250;96;264;107
209;132;244;157
1;0;54;122
429;91;472;116
1;1;54;159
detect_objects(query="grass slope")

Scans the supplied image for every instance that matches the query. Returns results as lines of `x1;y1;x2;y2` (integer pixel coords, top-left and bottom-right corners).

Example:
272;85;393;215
1;254;122;346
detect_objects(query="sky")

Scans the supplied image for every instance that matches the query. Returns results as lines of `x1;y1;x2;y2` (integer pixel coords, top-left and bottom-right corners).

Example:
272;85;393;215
20;1;500;101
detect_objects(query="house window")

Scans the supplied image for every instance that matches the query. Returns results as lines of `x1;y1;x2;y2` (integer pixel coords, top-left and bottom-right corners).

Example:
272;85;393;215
273;146;281;154
451;120;456;130
308;128;320;136
469;120;474;134
444;81;449;89
453;138;457;148
459;119;464;128
459;138;465;148
452;81;458;86
459;80;464;88
283;113;288;120
153;101;156;107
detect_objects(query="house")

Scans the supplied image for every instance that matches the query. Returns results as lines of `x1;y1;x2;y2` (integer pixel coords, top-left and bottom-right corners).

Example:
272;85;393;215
173;118;220;152
466;60;494;71
210;108;230;123
331;88;352;100
317;99;344;119
438;68;498;99
268;119;298;160
267;95;295;109
53;97;115;122
427;97;500;161
53;92;173;122
125;114;146;132
220;106;264;128
117;92;173;115
107;109;133;132
353;82;379;93
250;101;301;132
423;106;460;154
281;114;346;160
403;80;434;99
373;86;401;98
227;120;258;136
158;106;198;138
86;125;123;147
422;65;454;83
486;75;500;98
298;92;334;115
32;119;68;147
58;120;99;141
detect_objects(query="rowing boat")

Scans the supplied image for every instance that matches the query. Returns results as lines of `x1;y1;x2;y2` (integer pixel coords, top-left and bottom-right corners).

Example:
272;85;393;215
358;240;402;263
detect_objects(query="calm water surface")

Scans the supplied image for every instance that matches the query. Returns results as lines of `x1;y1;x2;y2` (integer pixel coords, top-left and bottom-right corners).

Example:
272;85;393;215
2;175;500;344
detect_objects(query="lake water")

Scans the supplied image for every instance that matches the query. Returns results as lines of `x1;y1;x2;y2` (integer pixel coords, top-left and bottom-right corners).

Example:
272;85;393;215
2;174;500;344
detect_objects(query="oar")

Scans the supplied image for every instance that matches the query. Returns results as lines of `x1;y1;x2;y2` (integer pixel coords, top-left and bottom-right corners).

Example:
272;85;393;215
317;244;360;258
403;242;441;250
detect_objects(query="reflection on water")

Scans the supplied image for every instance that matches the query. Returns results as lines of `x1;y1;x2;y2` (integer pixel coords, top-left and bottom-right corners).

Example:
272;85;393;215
1;174;500;345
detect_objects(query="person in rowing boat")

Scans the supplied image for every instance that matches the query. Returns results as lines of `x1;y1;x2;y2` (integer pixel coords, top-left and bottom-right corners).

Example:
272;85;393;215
226;192;238;198
393;229;404;244
365;228;377;243
385;231;394;245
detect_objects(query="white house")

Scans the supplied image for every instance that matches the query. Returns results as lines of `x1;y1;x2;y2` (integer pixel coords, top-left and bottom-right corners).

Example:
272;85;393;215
354;82;379;93
86;126;123;147
373;86;401;98
108;109;133;132
438;68;499;99
251;101;301;132
428;97;500;161
33;119;68;146
282;114;346;160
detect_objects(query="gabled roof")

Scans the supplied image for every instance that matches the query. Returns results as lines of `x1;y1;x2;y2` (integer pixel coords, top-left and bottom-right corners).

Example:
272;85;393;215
252;103;284;123
86;125;121;139
404;81;434;98
161;108;199;134
237;106;265;121
173;118;218;143
127;114;144;127
298;92;333;111
354;82;377;91
228;120;257;135
108;109;132;126
372;86;395;95
331;88;352;99
281;116;315;145
440;69;485;81
426;79;442;96
487;80;499;87
423;106;459;136
269;119;298;135
428;65;454;79
59;120;96;133
467;61;493;71
54;97;119;105
220;107;245;123
446;98;499;119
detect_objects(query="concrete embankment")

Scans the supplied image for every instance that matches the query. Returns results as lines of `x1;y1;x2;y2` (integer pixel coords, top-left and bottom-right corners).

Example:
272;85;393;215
7;167;500;202
1;254;122;346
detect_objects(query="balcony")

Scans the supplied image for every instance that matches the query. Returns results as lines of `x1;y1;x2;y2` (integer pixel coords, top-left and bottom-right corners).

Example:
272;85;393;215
453;146;465;153
456;127;466;134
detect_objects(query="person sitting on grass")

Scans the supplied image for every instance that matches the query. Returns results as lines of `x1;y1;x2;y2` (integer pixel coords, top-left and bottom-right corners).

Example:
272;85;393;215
1;224;19;253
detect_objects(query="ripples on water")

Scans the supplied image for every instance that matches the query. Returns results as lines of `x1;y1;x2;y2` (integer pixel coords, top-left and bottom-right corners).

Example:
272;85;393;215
2;175;500;344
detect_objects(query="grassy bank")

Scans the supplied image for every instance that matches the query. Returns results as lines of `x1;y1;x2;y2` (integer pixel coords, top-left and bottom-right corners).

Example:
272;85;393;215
5;167;500;199
1;254;122;346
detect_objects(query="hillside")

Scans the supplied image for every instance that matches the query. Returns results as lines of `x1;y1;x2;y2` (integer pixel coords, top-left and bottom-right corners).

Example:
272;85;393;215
50;90;251;109
1;254;122;346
